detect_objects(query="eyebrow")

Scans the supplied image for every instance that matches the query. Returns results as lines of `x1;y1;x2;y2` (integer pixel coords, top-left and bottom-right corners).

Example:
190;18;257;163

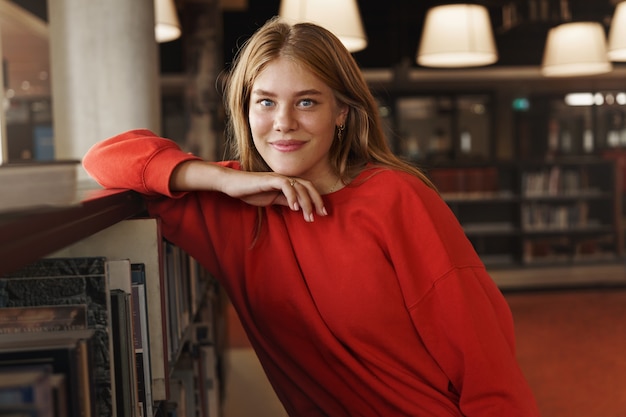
251;88;324;97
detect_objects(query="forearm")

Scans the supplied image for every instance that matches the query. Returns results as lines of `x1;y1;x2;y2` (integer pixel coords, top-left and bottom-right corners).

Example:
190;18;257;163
169;160;230;193
172;160;327;221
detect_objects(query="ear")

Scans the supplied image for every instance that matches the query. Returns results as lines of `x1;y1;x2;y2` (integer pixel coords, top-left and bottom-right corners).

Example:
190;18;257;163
336;104;349;126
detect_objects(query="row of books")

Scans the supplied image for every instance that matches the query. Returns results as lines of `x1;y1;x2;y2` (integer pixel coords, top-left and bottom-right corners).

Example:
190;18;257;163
522;234;617;264
0;218;222;417
522;167;592;197
162;242;214;367
427;167;499;195
521;201;595;231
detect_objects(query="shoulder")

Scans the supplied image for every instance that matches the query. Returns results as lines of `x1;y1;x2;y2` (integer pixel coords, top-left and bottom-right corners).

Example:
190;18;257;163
351;166;441;208
351;166;465;238
339;165;455;230
344;166;483;273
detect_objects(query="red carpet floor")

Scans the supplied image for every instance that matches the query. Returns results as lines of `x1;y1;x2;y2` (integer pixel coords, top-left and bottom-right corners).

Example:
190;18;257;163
505;288;626;417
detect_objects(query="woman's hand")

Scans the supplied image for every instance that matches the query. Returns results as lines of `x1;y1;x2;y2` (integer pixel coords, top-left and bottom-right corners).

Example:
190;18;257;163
170;161;327;222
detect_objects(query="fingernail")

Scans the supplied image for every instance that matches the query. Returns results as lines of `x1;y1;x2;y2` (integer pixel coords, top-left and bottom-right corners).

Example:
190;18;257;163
293;202;299;211
322;207;328;216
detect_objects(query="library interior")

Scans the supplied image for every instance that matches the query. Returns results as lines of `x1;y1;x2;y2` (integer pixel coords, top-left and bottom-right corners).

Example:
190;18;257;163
2;1;626;417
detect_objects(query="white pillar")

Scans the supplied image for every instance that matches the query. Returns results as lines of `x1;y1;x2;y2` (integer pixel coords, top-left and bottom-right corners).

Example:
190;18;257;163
0;24;7;164
48;0;160;180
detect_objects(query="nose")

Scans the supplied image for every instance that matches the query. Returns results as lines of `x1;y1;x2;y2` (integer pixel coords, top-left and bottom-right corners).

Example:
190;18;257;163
273;106;297;132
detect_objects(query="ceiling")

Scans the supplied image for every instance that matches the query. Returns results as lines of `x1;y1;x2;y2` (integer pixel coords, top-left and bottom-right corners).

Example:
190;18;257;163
1;0;624;100
222;0;621;69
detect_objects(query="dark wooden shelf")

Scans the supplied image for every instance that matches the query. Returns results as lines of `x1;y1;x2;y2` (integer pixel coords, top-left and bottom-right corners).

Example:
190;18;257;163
0;188;145;276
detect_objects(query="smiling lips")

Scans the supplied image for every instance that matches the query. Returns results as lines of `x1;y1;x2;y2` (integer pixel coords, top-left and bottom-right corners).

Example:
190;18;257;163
271;140;307;152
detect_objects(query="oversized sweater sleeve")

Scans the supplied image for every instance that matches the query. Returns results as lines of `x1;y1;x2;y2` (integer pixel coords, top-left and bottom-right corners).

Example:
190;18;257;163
83;129;201;196
375;171;541;416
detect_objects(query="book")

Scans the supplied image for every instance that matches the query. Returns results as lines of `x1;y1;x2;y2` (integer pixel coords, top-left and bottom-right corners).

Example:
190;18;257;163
196;345;220;417
131;264;153;417
169;353;197;417
0;404;41;416
0;305;88;334
167;377;186;417
0;369;53;417
163;242;187;364
1;257;116;417
49;374;69;417
0;329;97;417
110;289;138;417
0;161;79;214
107;259;139;417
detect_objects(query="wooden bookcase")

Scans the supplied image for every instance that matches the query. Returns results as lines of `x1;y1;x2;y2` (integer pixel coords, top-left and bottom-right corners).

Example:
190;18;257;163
0;188;224;417
427;157;624;270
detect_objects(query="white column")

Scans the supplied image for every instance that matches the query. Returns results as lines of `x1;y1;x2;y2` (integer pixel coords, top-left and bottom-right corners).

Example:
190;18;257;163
0;24;7;164
48;0;160;180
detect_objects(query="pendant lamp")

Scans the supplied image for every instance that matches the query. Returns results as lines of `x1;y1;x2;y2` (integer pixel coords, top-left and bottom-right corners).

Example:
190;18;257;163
608;1;626;61
541;22;612;77
417;4;498;68
278;0;367;52
155;0;181;43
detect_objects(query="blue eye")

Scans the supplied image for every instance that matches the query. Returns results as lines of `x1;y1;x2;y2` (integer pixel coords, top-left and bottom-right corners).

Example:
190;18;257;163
299;99;314;107
259;99;274;107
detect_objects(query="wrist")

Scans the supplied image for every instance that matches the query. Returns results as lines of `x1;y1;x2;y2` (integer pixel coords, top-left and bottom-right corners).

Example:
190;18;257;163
170;160;221;191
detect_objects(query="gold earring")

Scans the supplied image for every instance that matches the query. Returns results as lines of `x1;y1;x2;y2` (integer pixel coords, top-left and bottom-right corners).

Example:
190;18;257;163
337;124;345;141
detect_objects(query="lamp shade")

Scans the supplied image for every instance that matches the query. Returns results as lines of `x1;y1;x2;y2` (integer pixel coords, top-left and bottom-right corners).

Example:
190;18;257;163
279;0;367;52
608;1;626;61
542;22;612;77
155;0;181;43
417;4;498;68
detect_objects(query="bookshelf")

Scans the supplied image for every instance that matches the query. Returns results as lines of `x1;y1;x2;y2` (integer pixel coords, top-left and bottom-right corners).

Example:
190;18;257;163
520;158;622;266
427;158;624;270
0;188;224;417
428;163;521;268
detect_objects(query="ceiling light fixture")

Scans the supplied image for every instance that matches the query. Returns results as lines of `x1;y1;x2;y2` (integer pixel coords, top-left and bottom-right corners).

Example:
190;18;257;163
416;4;498;68
608;1;626;61
541;22;612;77
155;0;181;43
278;0;368;52
564;92;604;106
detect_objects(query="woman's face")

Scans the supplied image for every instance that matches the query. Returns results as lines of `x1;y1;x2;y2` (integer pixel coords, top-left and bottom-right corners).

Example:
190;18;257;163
248;57;347;181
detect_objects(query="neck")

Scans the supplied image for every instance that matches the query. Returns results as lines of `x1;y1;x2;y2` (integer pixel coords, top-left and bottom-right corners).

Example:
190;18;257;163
326;176;343;194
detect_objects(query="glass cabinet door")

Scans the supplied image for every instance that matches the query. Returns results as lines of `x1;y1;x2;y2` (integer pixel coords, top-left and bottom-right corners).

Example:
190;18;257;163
515;91;626;159
394;93;492;164
457;94;491;160
396;96;453;162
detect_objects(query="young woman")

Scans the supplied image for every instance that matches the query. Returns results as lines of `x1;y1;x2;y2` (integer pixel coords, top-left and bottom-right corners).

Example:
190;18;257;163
83;17;540;417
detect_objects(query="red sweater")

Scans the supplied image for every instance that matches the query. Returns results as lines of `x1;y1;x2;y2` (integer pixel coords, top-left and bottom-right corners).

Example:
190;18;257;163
84;129;540;417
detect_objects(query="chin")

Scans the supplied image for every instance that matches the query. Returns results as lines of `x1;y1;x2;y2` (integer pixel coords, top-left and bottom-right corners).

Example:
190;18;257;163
268;163;304;177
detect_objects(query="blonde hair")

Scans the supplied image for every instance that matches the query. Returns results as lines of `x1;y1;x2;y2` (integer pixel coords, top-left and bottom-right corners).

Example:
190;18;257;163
222;16;435;189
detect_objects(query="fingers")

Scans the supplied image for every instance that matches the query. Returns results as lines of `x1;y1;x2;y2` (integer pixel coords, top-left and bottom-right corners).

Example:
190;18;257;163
284;177;327;222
